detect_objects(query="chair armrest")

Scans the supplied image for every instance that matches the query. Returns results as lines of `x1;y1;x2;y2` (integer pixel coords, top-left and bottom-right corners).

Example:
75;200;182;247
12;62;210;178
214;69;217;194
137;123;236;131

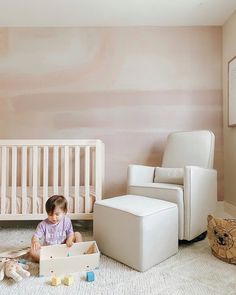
127;165;155;186
184;166;217;240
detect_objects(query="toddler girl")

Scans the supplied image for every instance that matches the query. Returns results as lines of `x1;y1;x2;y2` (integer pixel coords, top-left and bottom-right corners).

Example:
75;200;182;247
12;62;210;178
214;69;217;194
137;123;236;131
30;195;83;262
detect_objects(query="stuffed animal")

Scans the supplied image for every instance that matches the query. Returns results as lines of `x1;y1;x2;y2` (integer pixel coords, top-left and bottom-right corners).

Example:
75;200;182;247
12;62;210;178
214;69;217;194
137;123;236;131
0;258;30;282
207;215;236;264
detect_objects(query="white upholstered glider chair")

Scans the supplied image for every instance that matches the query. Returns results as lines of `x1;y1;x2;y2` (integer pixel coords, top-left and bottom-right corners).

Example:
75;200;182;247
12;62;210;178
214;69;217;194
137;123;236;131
127;130;217;241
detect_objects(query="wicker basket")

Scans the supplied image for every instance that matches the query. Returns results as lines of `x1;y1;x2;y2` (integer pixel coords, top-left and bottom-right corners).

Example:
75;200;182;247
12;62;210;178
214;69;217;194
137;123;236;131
207;215;236;264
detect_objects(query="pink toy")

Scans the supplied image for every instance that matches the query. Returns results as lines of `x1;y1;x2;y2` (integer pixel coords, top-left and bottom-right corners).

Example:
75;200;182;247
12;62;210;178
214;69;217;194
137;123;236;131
0;258;30;282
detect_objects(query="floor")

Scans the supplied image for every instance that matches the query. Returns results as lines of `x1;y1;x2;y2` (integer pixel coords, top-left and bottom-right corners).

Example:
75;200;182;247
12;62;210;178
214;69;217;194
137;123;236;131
0;203;235;295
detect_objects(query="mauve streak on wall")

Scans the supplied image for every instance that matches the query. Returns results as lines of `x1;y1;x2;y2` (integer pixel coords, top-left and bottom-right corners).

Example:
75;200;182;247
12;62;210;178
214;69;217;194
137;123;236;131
0;27;223;199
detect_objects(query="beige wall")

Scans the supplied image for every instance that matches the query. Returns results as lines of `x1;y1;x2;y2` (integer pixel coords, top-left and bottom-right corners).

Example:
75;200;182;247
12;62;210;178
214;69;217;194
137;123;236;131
0;27;223;199
223;11;236;206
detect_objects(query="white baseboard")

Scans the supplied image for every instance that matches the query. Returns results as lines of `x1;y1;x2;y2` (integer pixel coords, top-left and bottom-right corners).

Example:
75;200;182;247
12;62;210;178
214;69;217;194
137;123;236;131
215;201;236;218
224;201;236;217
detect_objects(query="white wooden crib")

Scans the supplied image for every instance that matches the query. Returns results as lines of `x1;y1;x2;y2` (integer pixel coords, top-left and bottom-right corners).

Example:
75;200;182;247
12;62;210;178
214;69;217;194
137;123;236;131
0;140;104;220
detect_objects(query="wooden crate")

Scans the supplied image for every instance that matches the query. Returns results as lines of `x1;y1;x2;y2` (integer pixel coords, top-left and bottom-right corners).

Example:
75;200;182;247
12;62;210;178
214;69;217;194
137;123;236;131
40;241;100;276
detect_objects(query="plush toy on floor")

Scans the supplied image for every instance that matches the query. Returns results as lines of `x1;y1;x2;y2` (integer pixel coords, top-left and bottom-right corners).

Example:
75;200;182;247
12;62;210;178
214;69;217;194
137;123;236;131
0;258;30;282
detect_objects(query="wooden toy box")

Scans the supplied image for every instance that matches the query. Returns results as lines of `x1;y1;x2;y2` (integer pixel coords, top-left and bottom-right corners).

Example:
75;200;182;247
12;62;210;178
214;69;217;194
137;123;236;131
40;241;100;276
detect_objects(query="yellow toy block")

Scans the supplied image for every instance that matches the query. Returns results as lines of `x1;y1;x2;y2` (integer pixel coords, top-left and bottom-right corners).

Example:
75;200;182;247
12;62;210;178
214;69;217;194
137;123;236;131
64;275;74;286
51;276;61;286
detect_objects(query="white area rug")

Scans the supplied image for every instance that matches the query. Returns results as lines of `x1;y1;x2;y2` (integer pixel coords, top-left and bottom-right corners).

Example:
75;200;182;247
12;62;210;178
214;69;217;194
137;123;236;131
0;226;236;295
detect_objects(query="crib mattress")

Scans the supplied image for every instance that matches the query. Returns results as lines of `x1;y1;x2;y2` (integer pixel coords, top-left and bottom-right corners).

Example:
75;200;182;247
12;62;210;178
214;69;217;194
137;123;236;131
4;186;95;214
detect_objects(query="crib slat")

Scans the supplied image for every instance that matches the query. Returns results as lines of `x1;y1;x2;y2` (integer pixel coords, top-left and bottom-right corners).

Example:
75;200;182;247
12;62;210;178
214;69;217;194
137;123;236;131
85;146;90;213
69;148;73;186
74;146;80;213
11;147;17;214
53;146;59;194
91;148;95;187
21;146;27;214
64;146;69;200
38;147;41;187
32;146;38;214
0;149;1;185
29;148;33;187
60;147;64;187
1;147;7;214
43;146;49;213
95;141;103;201
6;148;9;188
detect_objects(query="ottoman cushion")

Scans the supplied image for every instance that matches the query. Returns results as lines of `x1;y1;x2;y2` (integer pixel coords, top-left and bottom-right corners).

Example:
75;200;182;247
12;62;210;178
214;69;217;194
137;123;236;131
94;195;178;271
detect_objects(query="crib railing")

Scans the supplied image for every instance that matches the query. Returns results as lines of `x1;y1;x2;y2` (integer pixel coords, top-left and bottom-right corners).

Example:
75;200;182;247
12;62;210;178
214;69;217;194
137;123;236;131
0;139;104;220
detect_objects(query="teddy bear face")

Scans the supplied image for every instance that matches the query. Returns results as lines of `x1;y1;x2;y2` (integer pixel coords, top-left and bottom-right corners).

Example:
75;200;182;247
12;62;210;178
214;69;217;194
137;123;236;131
211;226;234;249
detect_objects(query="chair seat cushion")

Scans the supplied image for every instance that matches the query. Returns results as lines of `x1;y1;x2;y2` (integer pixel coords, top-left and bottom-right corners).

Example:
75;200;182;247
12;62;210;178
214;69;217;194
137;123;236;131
128;183;184;239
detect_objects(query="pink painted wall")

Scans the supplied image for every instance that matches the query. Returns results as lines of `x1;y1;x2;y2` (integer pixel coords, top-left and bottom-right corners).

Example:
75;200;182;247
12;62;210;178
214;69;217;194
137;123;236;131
0;27;223;199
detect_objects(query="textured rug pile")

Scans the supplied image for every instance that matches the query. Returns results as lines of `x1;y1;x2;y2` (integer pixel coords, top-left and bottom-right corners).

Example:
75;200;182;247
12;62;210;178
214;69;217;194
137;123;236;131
0;225;236;295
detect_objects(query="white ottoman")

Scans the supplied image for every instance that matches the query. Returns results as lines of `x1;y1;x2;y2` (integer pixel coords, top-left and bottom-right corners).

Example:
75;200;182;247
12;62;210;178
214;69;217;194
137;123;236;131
94;195;178;272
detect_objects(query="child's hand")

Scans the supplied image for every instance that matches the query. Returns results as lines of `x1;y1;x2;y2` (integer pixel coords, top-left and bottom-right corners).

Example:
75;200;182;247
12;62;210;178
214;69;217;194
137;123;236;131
31;241;41;251
66;240;74;248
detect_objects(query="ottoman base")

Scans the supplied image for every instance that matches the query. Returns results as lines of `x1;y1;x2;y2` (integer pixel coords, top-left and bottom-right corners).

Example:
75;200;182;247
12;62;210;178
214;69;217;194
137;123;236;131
94;195;178;271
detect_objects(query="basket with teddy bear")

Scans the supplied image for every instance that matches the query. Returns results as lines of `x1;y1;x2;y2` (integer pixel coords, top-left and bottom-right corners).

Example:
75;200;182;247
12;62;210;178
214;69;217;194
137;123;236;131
207;215;236;264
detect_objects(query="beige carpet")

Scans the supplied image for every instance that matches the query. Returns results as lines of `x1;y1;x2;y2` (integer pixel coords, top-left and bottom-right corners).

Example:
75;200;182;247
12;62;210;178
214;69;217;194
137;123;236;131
0;225;236;295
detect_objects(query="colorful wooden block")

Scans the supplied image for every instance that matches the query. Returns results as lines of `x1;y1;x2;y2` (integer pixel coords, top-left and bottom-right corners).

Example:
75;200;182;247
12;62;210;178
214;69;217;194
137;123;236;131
51;276;61;286
86;271;95;282
64;275;74;286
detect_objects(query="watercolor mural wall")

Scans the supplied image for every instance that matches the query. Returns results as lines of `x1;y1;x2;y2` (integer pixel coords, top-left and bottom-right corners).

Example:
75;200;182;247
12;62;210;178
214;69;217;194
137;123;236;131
0;27;223;199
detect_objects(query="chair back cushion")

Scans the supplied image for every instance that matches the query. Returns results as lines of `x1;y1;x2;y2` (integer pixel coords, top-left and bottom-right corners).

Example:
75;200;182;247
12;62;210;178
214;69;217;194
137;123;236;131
154;167;184;185
162;130;215;168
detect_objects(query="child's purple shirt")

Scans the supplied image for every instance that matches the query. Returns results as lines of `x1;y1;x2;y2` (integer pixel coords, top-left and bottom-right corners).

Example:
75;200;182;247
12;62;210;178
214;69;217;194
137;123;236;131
34;215;74;245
